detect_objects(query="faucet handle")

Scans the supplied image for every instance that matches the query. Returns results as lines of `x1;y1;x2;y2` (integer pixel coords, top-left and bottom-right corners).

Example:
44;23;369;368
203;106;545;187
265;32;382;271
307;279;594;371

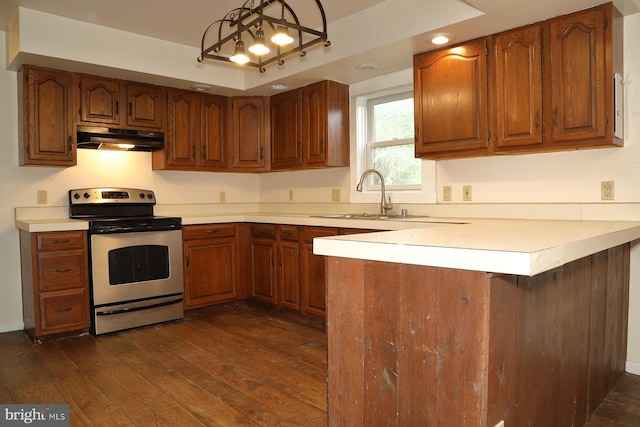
383;195;393;212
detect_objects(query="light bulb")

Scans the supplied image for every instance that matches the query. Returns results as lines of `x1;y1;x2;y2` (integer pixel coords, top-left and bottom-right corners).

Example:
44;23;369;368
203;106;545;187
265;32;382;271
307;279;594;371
271;26;294;45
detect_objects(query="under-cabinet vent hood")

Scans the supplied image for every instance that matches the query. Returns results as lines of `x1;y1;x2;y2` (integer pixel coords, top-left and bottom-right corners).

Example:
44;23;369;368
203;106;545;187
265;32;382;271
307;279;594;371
77;126;164;151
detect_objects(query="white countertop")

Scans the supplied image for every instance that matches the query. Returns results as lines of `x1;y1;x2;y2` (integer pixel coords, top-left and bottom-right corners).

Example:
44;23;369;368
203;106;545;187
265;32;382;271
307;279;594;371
313;218;640;276
15;212;640;277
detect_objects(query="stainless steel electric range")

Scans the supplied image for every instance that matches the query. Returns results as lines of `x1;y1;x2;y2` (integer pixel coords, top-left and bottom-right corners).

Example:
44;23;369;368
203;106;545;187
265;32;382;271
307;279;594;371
69;187;183;335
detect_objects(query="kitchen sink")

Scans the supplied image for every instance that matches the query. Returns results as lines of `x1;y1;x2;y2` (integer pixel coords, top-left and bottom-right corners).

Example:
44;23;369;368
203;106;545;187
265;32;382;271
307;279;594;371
312;213;430;220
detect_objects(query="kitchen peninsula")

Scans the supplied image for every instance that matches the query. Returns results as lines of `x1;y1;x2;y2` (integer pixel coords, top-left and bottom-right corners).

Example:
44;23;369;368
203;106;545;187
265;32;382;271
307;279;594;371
314;219;640;426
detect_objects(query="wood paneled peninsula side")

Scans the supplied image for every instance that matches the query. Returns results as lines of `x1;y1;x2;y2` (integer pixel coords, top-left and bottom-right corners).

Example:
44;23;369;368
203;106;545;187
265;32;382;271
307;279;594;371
313;219;640;426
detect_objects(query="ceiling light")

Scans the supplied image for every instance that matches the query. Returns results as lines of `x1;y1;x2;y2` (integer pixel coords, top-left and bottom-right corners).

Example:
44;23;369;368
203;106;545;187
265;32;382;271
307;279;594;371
271;26;294;46
190;84;212;92
356;63;378;72
229;40;250;64
427;32;455;46
198;0;331;73
270;83;289;90
248;28;270;55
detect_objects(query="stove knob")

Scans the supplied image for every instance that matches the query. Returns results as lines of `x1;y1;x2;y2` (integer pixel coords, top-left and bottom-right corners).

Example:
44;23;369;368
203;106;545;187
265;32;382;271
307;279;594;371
147;193;153;199
139;193;145;199
73;193;80;200
83;192;90;199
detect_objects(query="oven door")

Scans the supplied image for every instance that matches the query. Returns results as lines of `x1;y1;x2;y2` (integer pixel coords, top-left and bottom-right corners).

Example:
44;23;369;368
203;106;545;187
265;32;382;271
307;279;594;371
90;229;183;305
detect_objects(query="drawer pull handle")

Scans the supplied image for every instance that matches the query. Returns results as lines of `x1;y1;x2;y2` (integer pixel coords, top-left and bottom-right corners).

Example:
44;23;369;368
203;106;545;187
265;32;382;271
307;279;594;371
206;229;219;234
51;239;70;244
53;268;72;273
55;307;73;313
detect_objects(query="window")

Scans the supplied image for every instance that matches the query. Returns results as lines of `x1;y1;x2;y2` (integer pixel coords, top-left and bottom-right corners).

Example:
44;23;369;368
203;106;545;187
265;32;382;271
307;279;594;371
358;87;420;190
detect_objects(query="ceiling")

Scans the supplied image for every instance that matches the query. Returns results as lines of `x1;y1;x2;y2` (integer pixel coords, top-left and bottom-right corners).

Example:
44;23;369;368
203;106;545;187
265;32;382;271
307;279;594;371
2;0;639;94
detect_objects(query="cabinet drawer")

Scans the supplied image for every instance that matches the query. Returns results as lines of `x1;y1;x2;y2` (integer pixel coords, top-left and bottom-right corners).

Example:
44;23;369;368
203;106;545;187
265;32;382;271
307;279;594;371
37;232;86;251
250;224;277;239
38;250;87;292
301;226;338;243
279;225;299;241
40;290;88;332
183;224;237;240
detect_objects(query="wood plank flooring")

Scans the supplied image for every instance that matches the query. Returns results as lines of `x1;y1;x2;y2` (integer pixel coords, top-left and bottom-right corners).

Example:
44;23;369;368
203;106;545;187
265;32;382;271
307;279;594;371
1;302;639;426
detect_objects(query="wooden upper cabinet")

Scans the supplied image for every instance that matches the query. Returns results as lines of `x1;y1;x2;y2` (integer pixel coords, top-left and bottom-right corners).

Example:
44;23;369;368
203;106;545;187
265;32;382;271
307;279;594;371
270;80;349;171
271;89;303;170
548;6;607;144
77;75;163;130
302;80;350;168
78;75;121;125
126;83;164;130
232;97;269;171
164;89;200;168
20;66;76;166
201;94;229;170
414;38;489;158
493;25;543;149
415;3;621;159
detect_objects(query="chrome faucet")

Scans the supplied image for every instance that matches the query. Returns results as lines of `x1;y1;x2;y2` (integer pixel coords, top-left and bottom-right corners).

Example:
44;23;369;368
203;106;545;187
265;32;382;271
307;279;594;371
356;169;393;216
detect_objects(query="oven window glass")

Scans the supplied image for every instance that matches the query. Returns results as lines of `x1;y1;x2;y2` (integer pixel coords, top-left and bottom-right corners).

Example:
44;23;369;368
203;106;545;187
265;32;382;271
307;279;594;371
108;245;170;285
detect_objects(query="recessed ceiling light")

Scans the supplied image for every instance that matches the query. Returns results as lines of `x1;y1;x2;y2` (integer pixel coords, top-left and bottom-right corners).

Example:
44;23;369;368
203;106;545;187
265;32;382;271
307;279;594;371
356;63;378;72
426;32;455;46
270;83;289;90
190;84;212;92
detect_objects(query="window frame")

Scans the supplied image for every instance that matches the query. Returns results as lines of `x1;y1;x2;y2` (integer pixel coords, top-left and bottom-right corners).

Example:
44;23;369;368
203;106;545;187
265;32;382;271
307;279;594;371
358;85;421;192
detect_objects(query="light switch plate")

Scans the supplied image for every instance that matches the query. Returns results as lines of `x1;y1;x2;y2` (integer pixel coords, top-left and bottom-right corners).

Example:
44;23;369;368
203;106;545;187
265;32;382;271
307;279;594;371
37;190;47;205
463;185;472;202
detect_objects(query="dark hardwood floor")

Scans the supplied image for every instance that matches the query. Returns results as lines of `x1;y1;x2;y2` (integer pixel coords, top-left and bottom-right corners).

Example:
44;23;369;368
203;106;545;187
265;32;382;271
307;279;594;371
0;303;639;426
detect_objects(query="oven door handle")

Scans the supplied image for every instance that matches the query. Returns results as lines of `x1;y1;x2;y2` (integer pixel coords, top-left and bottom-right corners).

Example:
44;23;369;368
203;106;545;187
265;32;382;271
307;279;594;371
95;298;183;316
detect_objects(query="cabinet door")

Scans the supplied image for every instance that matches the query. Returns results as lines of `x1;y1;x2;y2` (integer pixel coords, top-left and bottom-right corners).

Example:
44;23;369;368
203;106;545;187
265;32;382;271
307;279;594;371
183;238;238;309
78;75;122;125
494;26;543;149
126;83;164;129
278;226;300;310
302;81;327;166
302;81;350;168
413;38;488;157
271;89;303;170
549;7;606;143
249;237;277;303
201;94;229;170
232;97;269;170
166;89;200;168
300;227;337;318
21;66;76;166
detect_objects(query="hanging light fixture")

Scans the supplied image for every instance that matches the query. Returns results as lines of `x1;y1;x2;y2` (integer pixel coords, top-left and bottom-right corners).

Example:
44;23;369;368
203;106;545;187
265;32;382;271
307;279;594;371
198;0;331;73
230;39;250;64
248;27;270;55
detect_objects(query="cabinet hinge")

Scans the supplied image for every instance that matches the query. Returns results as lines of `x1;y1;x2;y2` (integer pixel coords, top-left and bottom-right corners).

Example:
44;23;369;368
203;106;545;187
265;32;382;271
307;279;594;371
604;16;608;29
605;117;609;127
487;130;490;141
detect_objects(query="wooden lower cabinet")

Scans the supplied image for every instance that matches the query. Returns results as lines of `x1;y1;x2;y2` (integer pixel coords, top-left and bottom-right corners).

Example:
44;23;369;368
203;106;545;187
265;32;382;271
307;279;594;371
300;227;338;318
19;230;90;339
247;224;301;309
326;244;630;426
248;224;278;303
183;224;240;309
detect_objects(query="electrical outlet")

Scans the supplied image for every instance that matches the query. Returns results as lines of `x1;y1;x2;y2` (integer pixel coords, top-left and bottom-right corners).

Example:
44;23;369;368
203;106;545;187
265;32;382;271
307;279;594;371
37;190;47;205
601;181;614;201
331;188;341;202
219;191;226;203
443;186;452;202
288;189;294;201
463;185;472;202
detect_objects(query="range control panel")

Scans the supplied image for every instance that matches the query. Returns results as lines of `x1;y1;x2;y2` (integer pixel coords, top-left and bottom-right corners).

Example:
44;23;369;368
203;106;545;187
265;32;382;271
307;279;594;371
69;188;156;205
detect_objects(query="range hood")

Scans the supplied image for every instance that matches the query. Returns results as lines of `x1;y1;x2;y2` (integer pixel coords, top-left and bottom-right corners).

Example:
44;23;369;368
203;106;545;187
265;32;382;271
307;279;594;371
77;126;164;151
